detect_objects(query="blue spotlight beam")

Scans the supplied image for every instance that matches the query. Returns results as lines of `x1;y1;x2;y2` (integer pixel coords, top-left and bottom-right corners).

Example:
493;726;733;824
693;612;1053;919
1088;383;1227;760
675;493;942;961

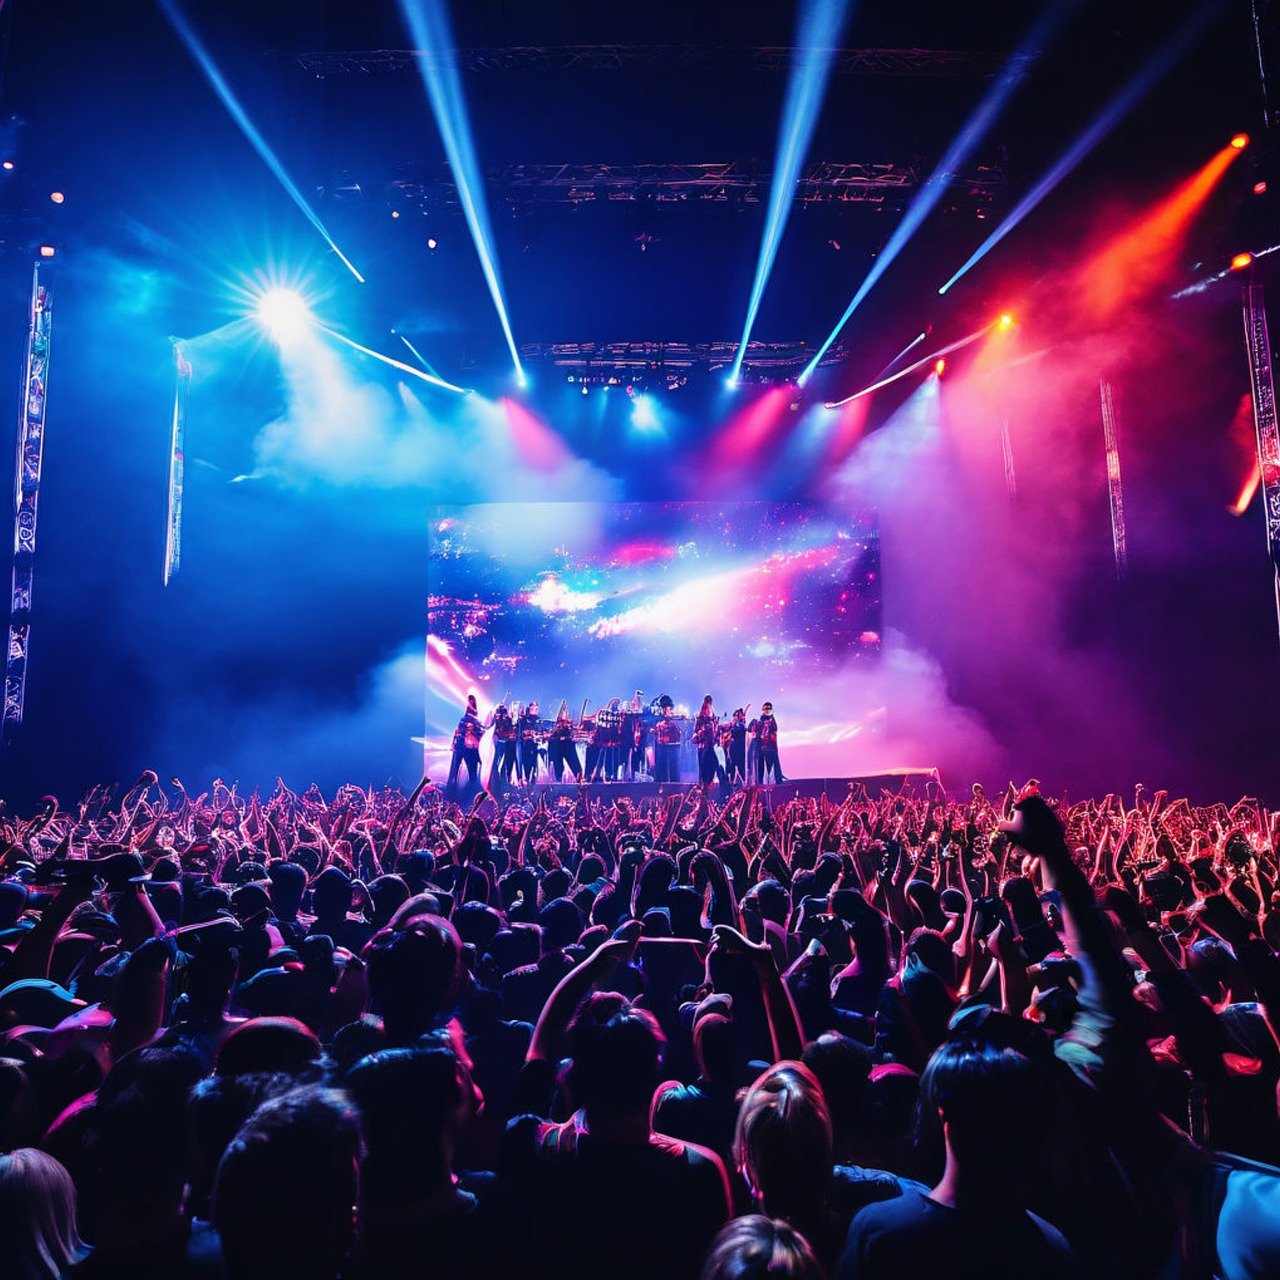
800;0;1072;385
320;324;469;394
158;0;365;284
937;0;1224;296
728;0;852;386
825;326;989;407
397;0;525;383
874;330;927;380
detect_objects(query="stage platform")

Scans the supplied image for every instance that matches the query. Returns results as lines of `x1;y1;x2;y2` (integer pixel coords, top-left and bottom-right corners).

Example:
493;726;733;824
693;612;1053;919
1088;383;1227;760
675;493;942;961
484;769;940;804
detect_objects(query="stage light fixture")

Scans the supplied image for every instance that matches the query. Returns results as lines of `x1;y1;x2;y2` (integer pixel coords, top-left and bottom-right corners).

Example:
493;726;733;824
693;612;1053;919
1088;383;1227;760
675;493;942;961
1255;180;1268;195
935;359;947;375
38;245;55;258
998;313;1015;329
1231;251;1254;270
50;192;64;204
1231;133;1250;150
254;288;312;340
427;237;438;249
1;161;13;171
392;210;401;219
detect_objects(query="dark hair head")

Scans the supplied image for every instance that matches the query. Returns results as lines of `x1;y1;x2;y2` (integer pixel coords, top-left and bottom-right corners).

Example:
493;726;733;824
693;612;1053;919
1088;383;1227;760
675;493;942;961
700;1215;823;1280
344;1045;468;1202
216;1017;323;1080
363;916;462;1045
802;1033;872;1158
567;1005;664;1119
920;1035;1046;1171
693;1012;735;1086
214;1086;361;1280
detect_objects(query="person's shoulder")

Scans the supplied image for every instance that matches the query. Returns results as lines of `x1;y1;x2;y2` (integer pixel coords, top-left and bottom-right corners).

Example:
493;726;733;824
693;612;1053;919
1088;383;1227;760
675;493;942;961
846;1187;935;1236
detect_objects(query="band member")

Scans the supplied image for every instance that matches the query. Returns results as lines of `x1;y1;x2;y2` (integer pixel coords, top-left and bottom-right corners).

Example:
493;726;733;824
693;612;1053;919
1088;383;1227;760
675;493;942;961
489;702;518;789
598;697;625;781
446;694;486;799
517;701;542;783
625;690;647;780
653;702;682;783
693;694;728;789
750;701;783;784
722;707;749;785
547;701;583;782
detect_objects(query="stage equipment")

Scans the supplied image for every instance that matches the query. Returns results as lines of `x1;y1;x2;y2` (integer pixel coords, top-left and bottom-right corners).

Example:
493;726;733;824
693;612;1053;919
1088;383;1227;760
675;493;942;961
385;159;1003;214
1243;282;1280;642
520;337;848;382
291;45;1035;78
1000;417;1018;501
1099;380;1128;581
163;344;191;586
3;264;52;743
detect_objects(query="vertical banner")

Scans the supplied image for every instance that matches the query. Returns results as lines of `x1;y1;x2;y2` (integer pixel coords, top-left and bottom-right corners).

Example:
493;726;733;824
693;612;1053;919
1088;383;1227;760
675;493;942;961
3;264;52;743
1243;282;1280;642
1099;380;1128;580
999;416;1018;500
163;343;191;586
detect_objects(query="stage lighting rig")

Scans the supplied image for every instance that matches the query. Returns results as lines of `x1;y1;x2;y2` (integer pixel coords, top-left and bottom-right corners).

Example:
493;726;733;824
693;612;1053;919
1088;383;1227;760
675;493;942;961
253;288;312;341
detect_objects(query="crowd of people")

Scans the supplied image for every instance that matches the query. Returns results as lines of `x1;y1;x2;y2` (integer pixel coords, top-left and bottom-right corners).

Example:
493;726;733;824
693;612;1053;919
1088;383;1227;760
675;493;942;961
0;771;1277;1278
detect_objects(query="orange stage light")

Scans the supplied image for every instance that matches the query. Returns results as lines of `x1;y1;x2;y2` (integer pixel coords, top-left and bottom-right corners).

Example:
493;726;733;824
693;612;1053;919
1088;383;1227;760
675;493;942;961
1232;463;1261;515
1231;133;1250;150
1231;252;1254;271
997;313;1015;330
934;359;946;376
1080;143;1248;319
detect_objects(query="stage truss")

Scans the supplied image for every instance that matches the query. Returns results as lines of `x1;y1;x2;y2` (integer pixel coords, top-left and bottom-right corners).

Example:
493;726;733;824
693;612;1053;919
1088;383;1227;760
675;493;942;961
290;45;1035;79
1243;282;1280;643
3;264;51;744
163;344;192;587
376;158;1006;214
1099;381;1128;581
516;337;848;383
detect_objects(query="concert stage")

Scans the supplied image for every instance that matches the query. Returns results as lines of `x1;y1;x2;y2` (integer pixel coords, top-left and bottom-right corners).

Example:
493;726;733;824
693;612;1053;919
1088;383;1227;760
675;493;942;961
487;769;940;804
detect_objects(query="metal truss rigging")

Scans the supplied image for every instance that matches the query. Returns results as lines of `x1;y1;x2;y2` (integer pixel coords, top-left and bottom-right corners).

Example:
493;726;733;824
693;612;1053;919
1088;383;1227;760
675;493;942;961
517;338;847;378
379;159;1005;211
3;264;51;744
290;45;1030;79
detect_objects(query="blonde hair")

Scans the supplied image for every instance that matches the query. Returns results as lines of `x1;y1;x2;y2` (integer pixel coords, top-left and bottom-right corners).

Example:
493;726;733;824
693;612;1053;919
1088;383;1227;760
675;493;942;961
0;1149;88;1280
733;1061;833;1218
700;1215;823;1280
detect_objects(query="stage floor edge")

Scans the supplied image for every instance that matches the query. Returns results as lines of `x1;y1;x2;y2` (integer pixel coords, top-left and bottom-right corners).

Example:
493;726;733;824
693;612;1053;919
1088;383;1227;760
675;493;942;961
483;770;940;803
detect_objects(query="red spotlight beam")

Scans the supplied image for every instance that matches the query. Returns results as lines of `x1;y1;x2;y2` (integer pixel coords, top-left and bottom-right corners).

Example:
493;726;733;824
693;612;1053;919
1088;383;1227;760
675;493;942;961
824;325;990;407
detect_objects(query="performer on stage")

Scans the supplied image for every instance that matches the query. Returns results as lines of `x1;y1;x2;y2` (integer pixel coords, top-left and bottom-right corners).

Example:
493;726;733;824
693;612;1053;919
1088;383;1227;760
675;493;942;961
490;702;518;789
653;701;682;783
517;701;542;784
625;690;647;780
446;694;486;799
547;701;583;782
750;701;784;784
722;707;749;785
693;694;728;789
599;697;625;781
